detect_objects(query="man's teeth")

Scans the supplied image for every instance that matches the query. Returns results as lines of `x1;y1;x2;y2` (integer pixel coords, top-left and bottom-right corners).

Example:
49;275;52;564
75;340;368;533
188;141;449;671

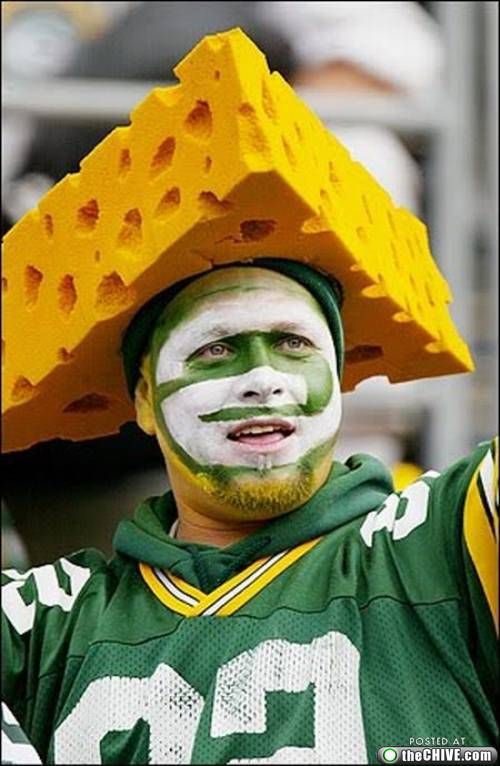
239;425;283;436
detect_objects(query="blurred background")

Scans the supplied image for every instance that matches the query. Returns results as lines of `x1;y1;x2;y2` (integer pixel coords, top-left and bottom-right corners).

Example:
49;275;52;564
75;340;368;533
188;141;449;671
1;1;498;567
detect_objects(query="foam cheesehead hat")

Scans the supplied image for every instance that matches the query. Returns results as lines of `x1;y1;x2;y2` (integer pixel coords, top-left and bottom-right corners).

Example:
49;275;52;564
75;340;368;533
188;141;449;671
1;28;473;453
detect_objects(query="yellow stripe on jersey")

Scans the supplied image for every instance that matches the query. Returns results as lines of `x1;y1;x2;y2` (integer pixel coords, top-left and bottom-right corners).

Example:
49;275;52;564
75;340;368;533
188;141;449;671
139;562;195;617
168;571;205;601
195;539;320;617
139;538;322;617
464;441;499;633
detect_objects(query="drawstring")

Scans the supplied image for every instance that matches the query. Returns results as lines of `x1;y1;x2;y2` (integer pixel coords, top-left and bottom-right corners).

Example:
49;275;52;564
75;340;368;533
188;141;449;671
169;527;273;592
186;544;212;593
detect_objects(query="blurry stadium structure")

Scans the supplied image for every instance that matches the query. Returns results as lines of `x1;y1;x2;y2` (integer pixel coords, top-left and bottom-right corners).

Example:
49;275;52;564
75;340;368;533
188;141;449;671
1;1;498;561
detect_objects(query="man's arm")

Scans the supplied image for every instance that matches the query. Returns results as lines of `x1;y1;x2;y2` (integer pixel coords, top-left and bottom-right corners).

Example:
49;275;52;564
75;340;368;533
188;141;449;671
460;438;498;687
428;437;499;699
1;550;106;756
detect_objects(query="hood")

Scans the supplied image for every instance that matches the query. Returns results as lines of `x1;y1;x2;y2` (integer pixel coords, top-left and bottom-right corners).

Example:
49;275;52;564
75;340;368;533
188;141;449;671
113;453;393;592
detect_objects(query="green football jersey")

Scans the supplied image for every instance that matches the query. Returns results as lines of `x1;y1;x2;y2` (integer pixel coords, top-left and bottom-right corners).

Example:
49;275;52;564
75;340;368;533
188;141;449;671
2;703;41;765
2;443;498;764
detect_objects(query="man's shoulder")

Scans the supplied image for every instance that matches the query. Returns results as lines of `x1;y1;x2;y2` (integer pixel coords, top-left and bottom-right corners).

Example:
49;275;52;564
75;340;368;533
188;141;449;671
300;441;496;608
348;439;497;594
356;438;496;549
1;547;124;638
2;547;110;587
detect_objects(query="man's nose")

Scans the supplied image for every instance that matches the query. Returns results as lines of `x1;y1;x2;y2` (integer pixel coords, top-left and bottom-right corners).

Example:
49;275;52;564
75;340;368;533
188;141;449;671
235;366;287;404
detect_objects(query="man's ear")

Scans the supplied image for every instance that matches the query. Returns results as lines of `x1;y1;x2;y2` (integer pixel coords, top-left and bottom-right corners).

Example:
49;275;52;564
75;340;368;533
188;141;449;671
134;355;157;436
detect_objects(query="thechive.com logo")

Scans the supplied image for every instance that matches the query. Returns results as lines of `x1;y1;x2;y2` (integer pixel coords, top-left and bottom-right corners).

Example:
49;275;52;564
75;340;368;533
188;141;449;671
377;747;497;764
381;748;399;763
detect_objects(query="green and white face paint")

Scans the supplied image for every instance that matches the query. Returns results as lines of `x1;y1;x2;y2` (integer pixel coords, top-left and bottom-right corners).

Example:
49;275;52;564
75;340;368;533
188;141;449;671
149;267;342;516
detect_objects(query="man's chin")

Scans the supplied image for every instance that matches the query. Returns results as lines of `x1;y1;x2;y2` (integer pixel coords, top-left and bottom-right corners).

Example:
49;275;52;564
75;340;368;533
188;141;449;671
196;466;317;521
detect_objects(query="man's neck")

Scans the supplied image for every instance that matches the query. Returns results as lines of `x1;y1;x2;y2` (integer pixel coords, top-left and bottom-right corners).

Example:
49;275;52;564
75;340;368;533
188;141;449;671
173;500;267;548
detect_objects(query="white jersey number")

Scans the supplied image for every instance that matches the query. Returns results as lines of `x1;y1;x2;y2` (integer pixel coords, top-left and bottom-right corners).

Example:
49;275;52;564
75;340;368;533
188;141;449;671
2;560;91;635
54;631;366;764
360;471;440;547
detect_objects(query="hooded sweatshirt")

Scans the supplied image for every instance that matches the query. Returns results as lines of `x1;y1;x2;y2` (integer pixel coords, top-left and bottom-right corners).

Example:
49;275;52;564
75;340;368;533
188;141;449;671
1;445;498;764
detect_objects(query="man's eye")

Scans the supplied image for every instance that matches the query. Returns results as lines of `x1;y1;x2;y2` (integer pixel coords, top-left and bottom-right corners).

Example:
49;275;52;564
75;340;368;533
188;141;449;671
275;335;313;353
192;342;233;361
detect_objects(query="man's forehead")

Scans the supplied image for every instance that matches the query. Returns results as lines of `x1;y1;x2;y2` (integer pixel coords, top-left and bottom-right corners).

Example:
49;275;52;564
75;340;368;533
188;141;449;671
180;266;316;306
177;285;327;336
152;266;325;345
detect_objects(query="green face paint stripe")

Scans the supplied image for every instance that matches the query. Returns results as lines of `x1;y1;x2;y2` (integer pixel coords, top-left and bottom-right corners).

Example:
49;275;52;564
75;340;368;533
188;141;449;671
153;363;336;479
199;403;325;422
156;355;332;414
157;417;336;479
153;401;207;475
202;437;336;486
152;285;269;348
154;331;333;412
155;364;241;401
149;269;325;362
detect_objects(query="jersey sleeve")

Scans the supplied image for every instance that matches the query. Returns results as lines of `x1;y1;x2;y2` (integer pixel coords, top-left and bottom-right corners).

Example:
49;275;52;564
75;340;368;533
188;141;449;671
1;702;41;765
434;437;498;688
1;549;107;744
460;438;498;674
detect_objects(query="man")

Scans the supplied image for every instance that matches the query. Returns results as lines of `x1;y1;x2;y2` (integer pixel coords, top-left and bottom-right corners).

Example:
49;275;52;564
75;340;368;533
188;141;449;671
2;260;498;763
1;29;497;765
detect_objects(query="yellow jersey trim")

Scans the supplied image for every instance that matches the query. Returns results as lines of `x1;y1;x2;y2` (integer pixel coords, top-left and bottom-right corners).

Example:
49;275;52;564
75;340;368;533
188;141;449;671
464;440;498;633
139;537;322;618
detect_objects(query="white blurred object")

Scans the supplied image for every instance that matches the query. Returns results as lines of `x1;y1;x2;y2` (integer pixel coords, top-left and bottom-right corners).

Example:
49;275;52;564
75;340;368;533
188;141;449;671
259;1;443;215
1;2;137;219
1;3;93;195
333;124;421;211
1;2;108;79
346;375;432;408
335;432;404;467
1;114;35;187
2;7;80;78
2;173;54;221
260;1;444;93
2;173;54;223
95;1;142;24
1;2;140;80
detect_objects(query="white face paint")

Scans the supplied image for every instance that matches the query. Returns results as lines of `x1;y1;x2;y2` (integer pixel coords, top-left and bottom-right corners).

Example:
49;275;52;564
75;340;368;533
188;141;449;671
153;279;342;472
156;297;336;382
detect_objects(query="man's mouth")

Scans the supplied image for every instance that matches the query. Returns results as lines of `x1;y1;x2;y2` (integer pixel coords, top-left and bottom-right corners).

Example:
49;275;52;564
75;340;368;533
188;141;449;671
227;419;296;451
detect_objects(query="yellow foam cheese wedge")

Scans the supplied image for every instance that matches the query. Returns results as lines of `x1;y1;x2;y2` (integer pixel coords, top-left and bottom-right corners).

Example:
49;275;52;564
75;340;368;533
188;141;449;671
1;28;474;452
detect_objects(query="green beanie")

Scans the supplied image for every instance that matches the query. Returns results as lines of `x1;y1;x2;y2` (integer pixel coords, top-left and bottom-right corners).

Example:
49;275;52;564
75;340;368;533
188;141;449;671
121;259;344;399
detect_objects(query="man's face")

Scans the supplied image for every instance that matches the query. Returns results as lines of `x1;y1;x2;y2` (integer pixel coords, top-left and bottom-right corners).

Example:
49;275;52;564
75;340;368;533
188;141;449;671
147;267;342;519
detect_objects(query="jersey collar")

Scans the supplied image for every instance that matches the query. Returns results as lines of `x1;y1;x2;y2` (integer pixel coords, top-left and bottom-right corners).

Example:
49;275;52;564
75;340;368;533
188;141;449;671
139;537;321;617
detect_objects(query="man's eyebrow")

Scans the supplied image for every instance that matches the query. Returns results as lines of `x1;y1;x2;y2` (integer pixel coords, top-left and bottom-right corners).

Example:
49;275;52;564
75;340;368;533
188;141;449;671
197;324;232;340
181;325;233;351
193;322;311;342
269;321;308;333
